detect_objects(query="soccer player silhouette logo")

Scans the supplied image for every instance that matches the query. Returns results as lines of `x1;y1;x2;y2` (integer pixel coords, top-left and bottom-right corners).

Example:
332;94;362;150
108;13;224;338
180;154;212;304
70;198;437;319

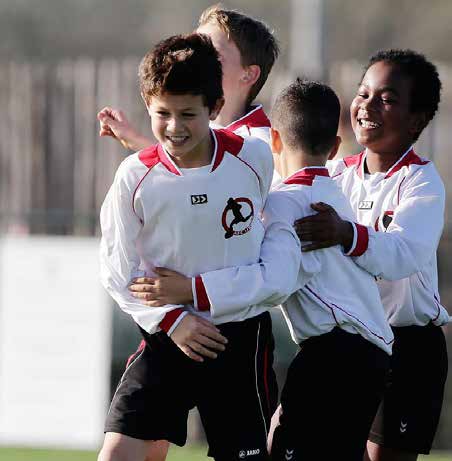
222;197;254;239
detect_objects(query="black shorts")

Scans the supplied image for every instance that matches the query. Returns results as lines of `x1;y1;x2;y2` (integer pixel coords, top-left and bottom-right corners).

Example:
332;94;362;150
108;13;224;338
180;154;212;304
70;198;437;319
105;312;278;461
271;327;390;461
369;323;448;454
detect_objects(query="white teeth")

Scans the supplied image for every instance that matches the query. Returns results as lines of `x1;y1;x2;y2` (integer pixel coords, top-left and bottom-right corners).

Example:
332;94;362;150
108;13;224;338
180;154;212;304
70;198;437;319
167;136;187;142
359;119;380;129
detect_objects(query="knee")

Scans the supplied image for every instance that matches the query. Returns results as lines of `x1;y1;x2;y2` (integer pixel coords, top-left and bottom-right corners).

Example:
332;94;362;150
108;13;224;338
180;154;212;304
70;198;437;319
97;444;131;461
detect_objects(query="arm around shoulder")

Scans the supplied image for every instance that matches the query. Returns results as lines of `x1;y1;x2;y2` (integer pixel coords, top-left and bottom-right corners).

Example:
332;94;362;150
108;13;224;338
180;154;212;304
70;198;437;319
353;164;445;280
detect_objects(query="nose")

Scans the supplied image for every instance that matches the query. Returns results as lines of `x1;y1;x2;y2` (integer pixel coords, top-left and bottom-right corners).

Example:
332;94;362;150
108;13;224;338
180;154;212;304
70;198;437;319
360;94;377;111
167;116;182;132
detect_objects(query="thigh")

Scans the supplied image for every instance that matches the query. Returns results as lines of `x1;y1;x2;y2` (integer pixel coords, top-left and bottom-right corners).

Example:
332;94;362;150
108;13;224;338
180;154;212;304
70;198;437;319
106;333;196;446
369;324;448;455
198;313;277;461
271;328;389;461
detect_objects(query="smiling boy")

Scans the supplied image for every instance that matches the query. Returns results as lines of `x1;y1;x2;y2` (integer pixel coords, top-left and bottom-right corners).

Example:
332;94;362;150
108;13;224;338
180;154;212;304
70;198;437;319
98;4;279;149
97;33;289;461
297;50;450;461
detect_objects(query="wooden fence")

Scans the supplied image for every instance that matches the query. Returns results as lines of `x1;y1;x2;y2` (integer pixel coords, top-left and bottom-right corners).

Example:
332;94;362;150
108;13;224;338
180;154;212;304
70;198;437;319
1;58;452;235
0;59;147;235
1;58;452;448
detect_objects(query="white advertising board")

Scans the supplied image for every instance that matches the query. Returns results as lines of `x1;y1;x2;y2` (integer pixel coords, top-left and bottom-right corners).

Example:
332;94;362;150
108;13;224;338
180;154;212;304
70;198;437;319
0;236;111;449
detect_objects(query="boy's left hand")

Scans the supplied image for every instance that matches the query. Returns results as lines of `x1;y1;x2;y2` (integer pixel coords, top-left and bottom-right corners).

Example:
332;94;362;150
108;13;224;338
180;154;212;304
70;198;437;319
129;267;193;306
294;202;354;252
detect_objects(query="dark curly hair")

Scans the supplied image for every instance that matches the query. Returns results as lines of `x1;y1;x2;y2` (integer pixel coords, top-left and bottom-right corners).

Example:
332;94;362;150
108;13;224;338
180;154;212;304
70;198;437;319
139;33;223;111
362;49;441;138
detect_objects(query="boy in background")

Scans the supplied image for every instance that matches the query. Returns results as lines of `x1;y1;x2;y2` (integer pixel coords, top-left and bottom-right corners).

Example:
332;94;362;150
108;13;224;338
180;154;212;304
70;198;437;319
98;4;279;149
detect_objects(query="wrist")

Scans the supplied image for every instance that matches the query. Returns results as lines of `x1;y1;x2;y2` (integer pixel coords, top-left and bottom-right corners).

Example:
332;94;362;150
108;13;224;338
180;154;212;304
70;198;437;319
340;220;354;252
129;133;153;152
182;277;194;303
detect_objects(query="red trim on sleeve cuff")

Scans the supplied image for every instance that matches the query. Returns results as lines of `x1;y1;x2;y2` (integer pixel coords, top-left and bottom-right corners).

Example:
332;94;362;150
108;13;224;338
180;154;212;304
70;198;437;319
350;223;369;257
159;308;185;333
195;276;211;311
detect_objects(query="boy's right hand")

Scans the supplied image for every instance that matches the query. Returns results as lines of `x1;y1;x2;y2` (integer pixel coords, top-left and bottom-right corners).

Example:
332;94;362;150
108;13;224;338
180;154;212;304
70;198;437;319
170;314;228;362
97;106;152;151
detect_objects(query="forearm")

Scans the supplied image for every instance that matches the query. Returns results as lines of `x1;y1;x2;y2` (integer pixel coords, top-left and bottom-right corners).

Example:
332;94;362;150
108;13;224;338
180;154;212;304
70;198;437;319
194;222;301;320
127;133;153;152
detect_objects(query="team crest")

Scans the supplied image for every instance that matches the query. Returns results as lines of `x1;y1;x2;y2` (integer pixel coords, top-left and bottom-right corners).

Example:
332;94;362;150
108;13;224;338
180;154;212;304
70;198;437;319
222;197;254;239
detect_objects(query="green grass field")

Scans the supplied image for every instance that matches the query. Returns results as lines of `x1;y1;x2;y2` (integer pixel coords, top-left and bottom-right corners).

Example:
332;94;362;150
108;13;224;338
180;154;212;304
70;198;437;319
0;446;451;461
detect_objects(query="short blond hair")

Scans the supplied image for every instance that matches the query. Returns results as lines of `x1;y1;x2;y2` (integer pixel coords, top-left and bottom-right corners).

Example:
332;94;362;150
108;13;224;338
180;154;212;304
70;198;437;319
198;4;279;105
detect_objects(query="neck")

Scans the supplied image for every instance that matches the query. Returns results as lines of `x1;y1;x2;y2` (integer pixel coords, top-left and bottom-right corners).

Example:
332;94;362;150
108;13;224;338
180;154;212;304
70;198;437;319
214;96;249;127
365;144;412;174
278;148;327;179
171;132;214;169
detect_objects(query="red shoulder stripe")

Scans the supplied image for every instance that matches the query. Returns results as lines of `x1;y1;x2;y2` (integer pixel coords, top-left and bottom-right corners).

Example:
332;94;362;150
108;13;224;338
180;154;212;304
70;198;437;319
227;105;271;133
385;149;429;178
284;167;329;186
211;129;245;172
138;144;160;168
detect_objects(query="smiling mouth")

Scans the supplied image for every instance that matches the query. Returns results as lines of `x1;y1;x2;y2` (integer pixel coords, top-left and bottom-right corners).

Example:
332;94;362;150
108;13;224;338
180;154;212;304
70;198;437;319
166;135;189;145
358;118;381;129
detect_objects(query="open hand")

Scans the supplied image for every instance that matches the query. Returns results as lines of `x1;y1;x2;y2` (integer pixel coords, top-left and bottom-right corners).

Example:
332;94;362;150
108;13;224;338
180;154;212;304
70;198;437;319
129;267;193;306
170;314;228;362
294;202;353;252
97;106;151;151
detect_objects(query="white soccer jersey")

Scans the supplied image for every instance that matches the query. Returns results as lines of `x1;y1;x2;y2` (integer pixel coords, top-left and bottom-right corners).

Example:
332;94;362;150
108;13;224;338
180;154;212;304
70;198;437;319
328;148;450;327
212;104;271;143
100;128;278;335
195;167;394;355
211;104;282;187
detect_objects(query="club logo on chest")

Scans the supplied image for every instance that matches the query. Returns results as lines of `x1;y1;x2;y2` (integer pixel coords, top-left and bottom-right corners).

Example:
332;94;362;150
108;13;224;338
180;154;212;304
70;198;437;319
222;197;254;239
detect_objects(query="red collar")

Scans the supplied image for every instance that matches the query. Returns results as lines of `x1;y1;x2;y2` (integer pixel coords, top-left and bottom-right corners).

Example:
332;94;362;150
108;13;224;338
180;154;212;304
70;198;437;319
342;148;428;179
138;129;244;175
226;105;271;133
284;167;330;186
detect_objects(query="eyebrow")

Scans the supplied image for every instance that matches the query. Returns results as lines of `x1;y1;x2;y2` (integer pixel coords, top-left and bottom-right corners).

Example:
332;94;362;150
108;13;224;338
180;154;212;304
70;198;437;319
359;83;400;96
155;106;196;111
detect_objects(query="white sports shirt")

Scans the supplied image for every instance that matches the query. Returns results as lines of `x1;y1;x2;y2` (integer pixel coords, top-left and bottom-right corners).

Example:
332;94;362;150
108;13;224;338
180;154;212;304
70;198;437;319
211;104;282;186
195;167;394;355
328;148;450;327
99;128;296;335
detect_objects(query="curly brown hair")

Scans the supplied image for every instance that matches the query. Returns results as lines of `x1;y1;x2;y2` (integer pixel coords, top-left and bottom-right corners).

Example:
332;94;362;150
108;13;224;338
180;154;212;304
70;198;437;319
139;33;223;111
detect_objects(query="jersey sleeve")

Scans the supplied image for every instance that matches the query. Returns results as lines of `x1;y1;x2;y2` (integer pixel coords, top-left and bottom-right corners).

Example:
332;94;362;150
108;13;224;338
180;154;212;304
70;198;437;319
238;136;274;202
351;164;445;280
193;190;321;321
99;158;186;335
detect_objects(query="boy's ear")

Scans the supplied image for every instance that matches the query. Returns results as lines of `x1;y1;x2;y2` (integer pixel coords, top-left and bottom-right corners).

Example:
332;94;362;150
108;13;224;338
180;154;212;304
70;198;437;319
209;97;225;120
141;92;151;112
409;112;428;139
327;136;342;161
270;127;283;155
241;65;261;86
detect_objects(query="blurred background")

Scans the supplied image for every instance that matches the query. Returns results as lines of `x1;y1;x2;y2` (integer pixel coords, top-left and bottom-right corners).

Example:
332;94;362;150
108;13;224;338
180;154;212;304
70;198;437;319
0;0;451;459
